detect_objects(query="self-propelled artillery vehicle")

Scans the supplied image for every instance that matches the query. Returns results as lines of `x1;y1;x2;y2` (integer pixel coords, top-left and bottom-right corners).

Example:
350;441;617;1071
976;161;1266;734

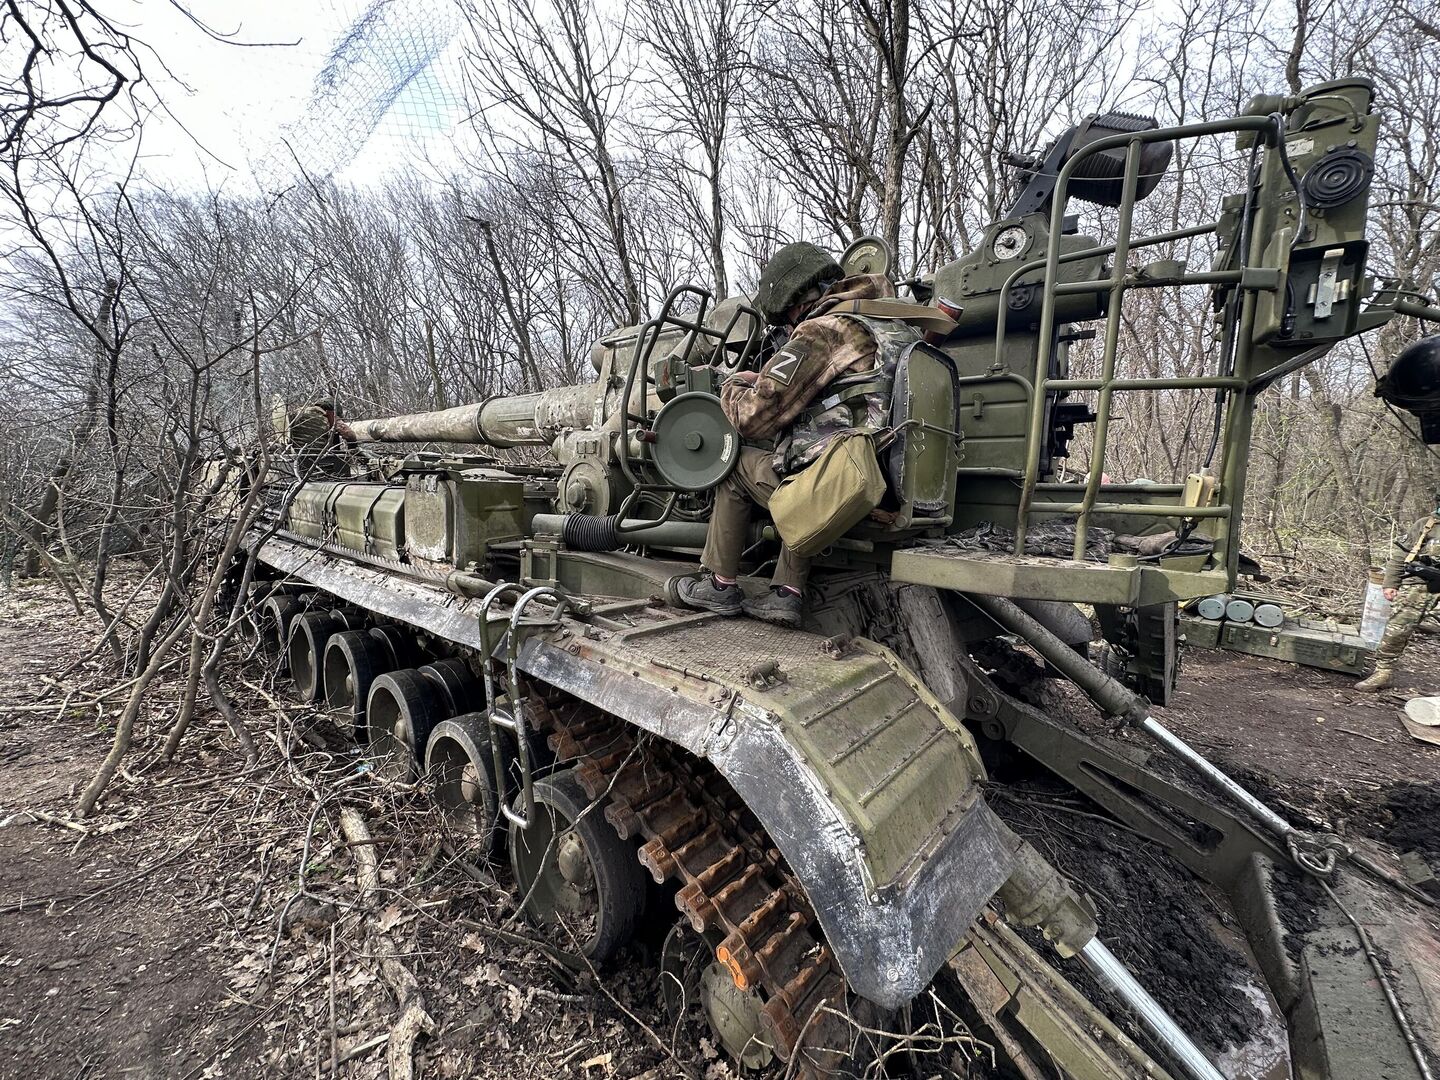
241;78;1440;1079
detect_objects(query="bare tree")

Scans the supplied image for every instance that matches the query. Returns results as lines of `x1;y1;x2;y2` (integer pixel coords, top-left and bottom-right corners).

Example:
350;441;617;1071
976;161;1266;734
458;0;646;324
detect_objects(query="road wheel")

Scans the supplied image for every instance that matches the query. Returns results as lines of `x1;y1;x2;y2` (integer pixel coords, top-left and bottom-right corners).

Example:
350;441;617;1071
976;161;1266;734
419;658;483;716
323;630;390;739
426;714;504;853
288;611;348;703
258;594;305;673
366;669;443;781
510;768;644;962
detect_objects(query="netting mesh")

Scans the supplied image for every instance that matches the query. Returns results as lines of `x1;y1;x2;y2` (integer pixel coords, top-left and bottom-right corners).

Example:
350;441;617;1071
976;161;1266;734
245;0;467;186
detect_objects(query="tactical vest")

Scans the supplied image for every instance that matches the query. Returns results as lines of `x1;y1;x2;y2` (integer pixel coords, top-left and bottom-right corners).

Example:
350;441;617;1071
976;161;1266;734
776;314;921;476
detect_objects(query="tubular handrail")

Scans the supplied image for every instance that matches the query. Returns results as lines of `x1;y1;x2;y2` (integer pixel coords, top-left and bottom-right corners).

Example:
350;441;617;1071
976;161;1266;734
611;286;762;535
495;585;571;829
1010;114;1284;562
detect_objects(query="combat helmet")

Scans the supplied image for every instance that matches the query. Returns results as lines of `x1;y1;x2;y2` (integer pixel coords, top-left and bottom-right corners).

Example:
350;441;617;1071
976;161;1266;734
1376;334;1440;443
754;242;842;324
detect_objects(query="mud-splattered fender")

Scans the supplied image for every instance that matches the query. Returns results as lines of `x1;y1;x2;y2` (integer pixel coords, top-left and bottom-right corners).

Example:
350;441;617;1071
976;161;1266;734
519;634;1014;1008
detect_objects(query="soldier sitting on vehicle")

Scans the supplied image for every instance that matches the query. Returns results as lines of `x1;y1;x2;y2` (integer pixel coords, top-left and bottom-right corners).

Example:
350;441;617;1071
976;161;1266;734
273;397;361;480
1356;503;1440;692
676;241;926;628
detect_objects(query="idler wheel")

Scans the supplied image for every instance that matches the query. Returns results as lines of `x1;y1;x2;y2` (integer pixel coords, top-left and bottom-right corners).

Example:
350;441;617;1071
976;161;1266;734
425;714;504;852
418;658;482;716
365;669;443;782
257;594;305;673
323;630;391;739
509;768;644;962
288;610;349;702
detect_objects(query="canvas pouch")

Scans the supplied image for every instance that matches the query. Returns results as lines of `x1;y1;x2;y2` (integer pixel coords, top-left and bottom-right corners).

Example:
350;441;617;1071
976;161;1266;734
769;429;886;557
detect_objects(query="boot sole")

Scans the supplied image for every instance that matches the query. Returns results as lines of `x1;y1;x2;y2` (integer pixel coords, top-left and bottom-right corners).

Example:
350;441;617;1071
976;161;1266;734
742;605;801;628
677;588;742;617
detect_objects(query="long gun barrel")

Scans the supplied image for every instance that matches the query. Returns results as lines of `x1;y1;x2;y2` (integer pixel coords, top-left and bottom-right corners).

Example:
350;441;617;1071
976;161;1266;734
347;384;604;448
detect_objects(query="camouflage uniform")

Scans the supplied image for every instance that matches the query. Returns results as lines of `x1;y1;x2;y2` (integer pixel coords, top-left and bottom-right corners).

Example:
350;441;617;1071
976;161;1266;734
704;274;907;591
1356;512;1439;690
284;403;358;480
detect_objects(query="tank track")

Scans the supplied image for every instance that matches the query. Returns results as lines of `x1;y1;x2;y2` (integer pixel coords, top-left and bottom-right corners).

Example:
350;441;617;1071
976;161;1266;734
531;699;859;1076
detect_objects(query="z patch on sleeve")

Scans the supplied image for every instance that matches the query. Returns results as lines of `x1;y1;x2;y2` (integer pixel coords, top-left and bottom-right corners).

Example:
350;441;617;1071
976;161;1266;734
766;347;803;386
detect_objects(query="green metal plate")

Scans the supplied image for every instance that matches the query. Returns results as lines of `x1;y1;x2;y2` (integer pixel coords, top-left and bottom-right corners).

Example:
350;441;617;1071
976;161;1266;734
649;392;740;492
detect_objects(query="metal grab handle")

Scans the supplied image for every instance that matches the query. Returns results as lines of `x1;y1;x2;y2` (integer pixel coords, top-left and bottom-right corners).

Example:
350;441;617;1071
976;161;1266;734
476;582;525;708
496;585;571;830
475;582;545;829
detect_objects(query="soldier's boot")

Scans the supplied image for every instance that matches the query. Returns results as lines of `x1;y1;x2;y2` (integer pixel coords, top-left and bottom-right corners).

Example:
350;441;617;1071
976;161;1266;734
742;587;803;629
676;574;742;616
1355;663;1395;692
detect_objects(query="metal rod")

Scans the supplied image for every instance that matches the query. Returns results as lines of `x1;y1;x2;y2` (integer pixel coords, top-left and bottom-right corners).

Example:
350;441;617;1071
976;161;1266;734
968;594;1298;845
1395;297;1440;321
1035;482;1184;493
1322;882;1437;1080
1037;502;1230;518
1051;269;1243;295
1079;938;1227;1080
1046;376;1247;391
1138;717;1292;837
992;221;1220;373
1072;138;1144;562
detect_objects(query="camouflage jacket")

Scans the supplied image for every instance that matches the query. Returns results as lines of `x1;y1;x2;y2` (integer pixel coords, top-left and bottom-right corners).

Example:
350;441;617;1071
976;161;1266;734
720;274;918;475
1383;513;1440;589
287;405;338;450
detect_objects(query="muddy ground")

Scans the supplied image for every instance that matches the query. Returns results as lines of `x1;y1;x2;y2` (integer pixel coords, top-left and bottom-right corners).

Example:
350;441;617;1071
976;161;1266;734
1;574;1437;1079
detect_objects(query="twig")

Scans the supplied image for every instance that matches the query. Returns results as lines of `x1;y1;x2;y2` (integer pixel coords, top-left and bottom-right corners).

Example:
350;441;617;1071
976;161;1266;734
328;921;338;1075
0;809;87;834
323;1033;389;1070
1336;726;1386;743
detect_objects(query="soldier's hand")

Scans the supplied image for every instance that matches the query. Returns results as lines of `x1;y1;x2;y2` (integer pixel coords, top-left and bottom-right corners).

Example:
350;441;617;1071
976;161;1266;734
1384;587;1398;601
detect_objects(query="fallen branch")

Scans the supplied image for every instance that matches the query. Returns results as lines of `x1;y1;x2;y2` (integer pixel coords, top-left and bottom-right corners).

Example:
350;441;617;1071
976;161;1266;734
324;1032;389;1070
339;806;434;1080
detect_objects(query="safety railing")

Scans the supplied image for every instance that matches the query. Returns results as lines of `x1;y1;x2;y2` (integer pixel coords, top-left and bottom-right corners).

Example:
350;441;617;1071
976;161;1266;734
1008;115;1284;564
612;285;763;531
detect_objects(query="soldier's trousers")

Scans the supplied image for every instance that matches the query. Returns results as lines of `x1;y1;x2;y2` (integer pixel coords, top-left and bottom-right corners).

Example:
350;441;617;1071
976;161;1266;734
1374;585;1437;669
701;447;809;592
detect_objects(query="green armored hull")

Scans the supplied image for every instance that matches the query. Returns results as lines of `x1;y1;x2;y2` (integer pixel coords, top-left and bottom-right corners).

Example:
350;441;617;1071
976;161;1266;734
237;76;1440;1080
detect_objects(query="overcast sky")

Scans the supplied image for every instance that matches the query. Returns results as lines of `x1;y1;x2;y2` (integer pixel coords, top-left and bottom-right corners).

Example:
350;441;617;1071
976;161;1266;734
126;0;468;192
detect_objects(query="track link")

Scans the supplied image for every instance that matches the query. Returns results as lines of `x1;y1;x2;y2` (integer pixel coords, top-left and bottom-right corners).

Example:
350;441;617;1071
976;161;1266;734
537;704;858;1074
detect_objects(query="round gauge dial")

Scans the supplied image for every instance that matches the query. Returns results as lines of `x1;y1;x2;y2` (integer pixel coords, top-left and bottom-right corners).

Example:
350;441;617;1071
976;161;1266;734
991;225;1029;262
840;235;893;278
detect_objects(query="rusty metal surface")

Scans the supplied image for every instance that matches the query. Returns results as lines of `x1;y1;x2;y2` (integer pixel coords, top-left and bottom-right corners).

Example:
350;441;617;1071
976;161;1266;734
544;712;847;1074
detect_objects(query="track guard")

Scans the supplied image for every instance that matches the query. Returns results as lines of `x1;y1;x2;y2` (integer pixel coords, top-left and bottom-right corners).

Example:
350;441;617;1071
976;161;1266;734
520;615;1015;1008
